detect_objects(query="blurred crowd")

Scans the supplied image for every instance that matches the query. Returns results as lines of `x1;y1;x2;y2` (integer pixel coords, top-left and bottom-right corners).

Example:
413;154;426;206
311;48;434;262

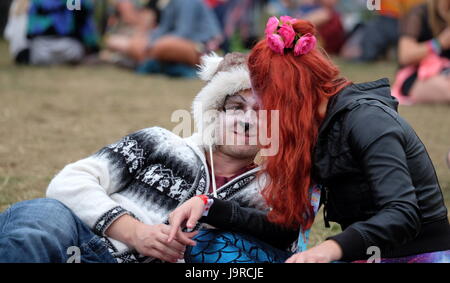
2;0;450;103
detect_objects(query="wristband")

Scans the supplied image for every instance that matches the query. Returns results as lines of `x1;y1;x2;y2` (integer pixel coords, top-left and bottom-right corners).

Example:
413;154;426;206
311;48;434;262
196;194;208;205
196;195;214;216
203;197;214;216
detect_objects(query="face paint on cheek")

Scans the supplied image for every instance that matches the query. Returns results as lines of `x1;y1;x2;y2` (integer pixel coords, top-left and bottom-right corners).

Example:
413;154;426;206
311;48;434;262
215;111;235;146
220;111;245;146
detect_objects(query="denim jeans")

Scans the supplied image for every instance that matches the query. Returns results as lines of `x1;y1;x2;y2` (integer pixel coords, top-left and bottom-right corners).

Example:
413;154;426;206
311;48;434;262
0;198;117;263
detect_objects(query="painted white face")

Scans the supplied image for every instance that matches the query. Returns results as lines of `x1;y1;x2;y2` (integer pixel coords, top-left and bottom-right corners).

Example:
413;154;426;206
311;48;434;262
215;89;261;159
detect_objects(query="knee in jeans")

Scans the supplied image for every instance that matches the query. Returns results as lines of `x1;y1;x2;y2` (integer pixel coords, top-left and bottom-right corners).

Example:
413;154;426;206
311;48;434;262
13;198;76;225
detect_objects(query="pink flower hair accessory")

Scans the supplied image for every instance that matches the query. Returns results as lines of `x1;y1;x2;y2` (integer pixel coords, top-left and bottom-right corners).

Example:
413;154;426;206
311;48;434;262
267;34;285;55
264;16;317;56
294;33;317;56
265;16;279;36
278;24;296;48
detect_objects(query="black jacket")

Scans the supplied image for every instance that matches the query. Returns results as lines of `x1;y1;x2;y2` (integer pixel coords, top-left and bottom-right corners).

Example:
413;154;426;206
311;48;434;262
314;78;449;260
202;79;450;260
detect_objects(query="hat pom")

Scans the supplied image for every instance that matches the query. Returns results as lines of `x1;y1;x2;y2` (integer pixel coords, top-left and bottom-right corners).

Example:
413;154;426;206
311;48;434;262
198;52;224;81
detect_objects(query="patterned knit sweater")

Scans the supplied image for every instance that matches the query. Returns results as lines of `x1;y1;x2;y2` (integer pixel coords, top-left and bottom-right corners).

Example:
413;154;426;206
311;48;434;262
46;127;267;263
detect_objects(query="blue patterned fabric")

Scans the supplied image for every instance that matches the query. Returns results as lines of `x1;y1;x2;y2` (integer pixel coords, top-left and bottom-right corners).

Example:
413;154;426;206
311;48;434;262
185;229;291;263
185;185;322;263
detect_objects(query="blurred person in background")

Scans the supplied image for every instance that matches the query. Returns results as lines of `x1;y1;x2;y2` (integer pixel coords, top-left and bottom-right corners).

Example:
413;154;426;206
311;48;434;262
206;0;235;53
300;0;345;54
100;0;160;67
392;0;450;104
209;0;265;53
105;0;223;77
4;0;100;65
0;0;13;35
107;0;158;33
334;0;366;34
447;149;450;169
267;0;345;54
4;0;28;64
340;0;424;61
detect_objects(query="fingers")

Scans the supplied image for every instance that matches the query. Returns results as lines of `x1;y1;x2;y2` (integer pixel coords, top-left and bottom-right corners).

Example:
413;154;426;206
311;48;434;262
167;211;185;243
175;228;197;246
285;253;305;263
166;236;186;253
139;239;182;263
185;230;199;238
285;254;324;263
186;206;203;229
159;227;187;252
150;230;197;262
142;231;186;263
150;248;181;263
154;240;184;260
164;224;197;246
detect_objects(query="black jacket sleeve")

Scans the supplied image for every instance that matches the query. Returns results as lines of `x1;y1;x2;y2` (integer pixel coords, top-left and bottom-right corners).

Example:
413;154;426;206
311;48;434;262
328;104;421;261
201;198;299;250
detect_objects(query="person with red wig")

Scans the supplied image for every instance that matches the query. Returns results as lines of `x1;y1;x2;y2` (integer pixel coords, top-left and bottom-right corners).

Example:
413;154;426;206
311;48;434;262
168;16;450;263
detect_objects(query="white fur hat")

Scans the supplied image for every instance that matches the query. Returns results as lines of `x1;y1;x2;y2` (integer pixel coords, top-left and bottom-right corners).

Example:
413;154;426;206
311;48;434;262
192;52;252;148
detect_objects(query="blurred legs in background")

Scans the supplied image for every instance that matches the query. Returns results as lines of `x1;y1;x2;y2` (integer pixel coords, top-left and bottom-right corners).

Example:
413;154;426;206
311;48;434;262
410;74;450;103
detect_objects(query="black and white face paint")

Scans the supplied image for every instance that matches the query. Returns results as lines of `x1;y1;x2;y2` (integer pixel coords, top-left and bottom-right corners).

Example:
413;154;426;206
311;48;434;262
214;89;261;159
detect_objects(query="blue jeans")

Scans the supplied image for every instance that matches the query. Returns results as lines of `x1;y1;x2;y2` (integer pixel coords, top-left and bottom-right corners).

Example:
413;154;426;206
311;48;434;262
0;198;117;263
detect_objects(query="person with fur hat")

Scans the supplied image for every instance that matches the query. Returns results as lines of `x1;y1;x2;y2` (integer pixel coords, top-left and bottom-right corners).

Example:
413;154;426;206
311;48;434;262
0;52;296;263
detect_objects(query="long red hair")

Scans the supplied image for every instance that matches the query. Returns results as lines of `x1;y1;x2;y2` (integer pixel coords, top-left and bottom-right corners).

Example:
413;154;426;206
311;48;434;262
248;20;350;230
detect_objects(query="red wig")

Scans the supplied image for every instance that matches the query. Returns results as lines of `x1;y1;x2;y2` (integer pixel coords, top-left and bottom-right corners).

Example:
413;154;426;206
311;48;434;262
248;19;350;230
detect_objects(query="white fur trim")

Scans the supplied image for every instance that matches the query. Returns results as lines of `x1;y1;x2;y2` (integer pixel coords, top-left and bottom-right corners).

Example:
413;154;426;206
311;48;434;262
192;66;251;147
197;52;224;81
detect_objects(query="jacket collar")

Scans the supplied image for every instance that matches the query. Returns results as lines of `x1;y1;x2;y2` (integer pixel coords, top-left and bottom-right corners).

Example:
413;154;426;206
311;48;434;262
318;78;395;137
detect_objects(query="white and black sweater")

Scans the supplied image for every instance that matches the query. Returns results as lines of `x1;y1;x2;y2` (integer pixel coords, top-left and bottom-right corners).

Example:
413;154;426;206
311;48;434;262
46;127;267;263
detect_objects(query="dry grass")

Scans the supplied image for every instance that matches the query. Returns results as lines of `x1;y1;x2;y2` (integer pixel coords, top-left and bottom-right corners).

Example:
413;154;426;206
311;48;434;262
0;40;448;246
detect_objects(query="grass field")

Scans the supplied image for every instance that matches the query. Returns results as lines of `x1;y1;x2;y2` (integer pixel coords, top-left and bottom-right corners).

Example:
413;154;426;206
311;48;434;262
0;40;449;246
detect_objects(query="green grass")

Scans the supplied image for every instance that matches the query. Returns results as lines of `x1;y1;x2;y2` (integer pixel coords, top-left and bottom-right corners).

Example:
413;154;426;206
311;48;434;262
0;40;448;247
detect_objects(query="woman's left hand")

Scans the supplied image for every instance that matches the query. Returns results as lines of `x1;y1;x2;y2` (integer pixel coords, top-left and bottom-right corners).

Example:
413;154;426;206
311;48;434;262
167;196;205;244
285;240;343;263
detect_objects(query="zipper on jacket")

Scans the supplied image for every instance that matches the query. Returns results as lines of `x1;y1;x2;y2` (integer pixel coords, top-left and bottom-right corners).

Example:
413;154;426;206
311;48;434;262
323;186;331;228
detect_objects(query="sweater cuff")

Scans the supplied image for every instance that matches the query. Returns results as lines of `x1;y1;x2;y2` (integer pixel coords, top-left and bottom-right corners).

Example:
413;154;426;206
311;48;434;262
327;227;367;261
200;198;234;227
93;206;136;236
